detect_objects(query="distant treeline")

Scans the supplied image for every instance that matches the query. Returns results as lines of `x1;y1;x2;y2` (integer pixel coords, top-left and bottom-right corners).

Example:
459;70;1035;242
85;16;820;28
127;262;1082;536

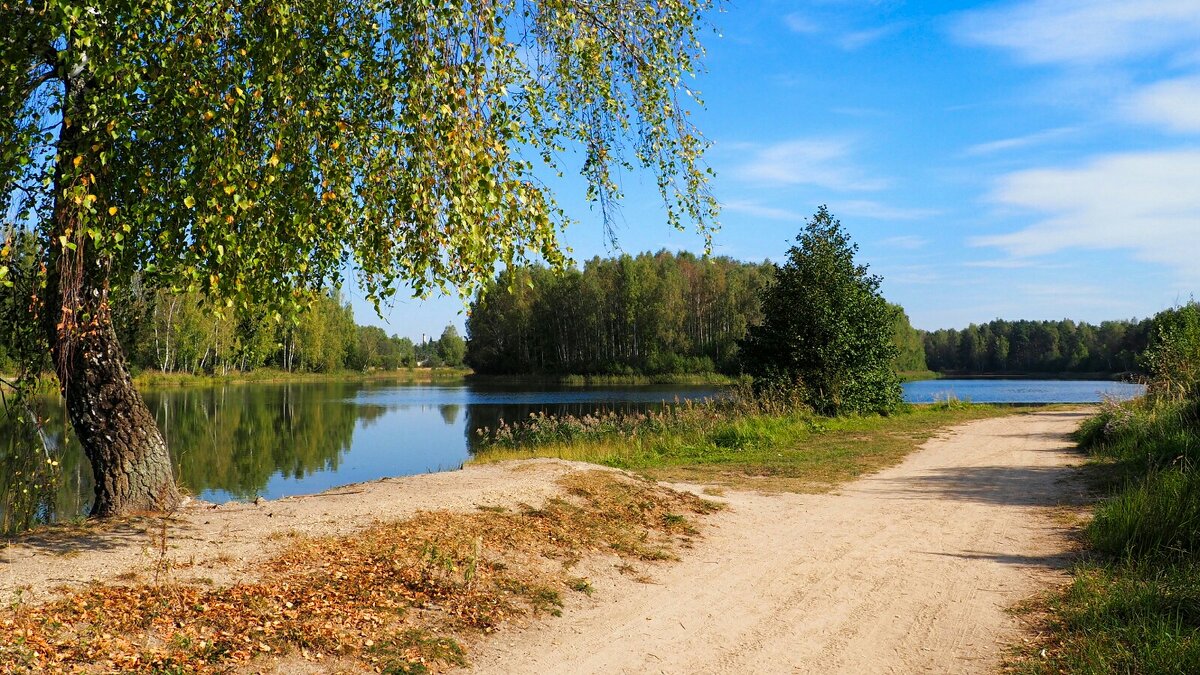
465;251;928;376
922;319;1153;375
0;280;466;376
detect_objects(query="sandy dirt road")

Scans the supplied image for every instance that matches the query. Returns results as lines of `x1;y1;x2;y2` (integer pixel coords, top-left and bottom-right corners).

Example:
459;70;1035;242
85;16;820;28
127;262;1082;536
463;409;1090;675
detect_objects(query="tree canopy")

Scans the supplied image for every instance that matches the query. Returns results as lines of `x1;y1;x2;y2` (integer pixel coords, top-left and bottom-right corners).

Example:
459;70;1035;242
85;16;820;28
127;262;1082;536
1;0;719;517
2;0;717;313
739;206;901;415
466;251;772;375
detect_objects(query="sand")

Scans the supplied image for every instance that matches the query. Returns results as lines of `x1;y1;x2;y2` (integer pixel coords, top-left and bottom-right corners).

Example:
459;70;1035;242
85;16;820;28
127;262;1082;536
0;409;1089;673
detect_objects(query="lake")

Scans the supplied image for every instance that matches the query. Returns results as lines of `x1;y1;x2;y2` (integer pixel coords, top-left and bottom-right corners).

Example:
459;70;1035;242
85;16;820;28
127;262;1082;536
903;378;1145;404
0;377;1144;531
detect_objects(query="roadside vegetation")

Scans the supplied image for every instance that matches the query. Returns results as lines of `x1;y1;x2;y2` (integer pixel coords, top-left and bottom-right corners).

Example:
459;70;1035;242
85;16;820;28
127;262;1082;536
1011;301;1200;674
473;394;1031;492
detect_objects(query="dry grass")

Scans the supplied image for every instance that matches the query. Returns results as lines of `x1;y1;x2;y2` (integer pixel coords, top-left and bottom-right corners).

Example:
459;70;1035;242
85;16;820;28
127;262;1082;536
0;470;720;674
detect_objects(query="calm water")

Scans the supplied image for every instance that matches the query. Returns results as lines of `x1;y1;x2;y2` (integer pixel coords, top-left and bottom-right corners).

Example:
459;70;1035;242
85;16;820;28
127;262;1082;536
0;380;721;530
902;379;1145;404
1;377;1145;531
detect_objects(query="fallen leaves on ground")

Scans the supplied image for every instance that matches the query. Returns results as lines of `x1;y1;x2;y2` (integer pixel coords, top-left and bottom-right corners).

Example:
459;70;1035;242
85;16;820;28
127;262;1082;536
0;470;721;673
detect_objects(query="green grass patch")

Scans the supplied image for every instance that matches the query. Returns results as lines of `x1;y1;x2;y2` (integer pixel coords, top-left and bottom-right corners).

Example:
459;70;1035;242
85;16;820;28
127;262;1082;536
1011;395;1200;674
473;401;1032;493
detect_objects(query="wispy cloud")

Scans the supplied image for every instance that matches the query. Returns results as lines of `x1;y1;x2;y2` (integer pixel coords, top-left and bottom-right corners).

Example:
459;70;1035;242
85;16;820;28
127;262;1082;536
1126;76;1200;133
963;127;1079;156
877;235;928;250
952;0;1200;65
784;12;820;35
836;200;940;221
962;258;1040;269
879;264;940;285
722;199;803;221
972;149;1200;279
732;139;889;191
838;23;904;51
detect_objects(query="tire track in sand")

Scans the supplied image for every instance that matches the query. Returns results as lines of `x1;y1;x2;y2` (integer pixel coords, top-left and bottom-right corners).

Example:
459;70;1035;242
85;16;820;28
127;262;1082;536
461;410;1088;675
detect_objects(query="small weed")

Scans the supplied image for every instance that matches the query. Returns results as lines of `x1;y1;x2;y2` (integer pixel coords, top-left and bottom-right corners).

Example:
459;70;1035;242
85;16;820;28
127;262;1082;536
373;628;467;674
662;513;687;527
568;577;594;595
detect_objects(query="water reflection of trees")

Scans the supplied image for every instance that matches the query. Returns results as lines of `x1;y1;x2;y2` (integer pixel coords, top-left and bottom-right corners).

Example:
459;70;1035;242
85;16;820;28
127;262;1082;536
438;404;461;425
2;382;387;531
0;405;91;535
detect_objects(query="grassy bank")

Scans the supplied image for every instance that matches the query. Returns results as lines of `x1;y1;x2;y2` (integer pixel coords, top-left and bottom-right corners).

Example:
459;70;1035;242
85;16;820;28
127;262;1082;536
1011;396;1200;673
132;366;471;390
897;369;940;382
468;372;744;387
472;399;1033;493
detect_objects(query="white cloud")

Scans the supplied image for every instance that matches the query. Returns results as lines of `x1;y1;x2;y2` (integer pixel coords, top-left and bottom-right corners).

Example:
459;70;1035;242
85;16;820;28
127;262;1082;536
1126;76;1200;132
838;24;904;51
784;12;820;34
953;0;1200;65
972;149;1200;279
722;199;803;221
732;139;889;191
877;235;929;250
963;127;1079;156
962;258;1040;269
836;200;940;221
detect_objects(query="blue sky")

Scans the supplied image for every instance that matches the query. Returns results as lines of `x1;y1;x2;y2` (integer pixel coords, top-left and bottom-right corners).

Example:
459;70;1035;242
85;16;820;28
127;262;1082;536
350;0;1200;337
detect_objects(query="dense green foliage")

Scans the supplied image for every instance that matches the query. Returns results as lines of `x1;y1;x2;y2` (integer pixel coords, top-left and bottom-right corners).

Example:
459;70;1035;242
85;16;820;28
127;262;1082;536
739;206;902;415
890;305;927;373
435;325;466;368
104;281;454;375
1;0;719;516
2;0;716;319
465;249;926;379
1018;302;1200;673
466;251;773;375
924;318;1151;375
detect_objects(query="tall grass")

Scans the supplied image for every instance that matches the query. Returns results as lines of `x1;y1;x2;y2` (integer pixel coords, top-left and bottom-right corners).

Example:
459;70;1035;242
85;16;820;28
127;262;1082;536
473;387;1023;492
1015;394;1200;673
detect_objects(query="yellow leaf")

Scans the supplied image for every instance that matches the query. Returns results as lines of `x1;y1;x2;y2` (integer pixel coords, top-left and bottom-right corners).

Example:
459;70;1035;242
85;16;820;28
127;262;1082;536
184;196;196;209
108;206;118;216
72;156;83;168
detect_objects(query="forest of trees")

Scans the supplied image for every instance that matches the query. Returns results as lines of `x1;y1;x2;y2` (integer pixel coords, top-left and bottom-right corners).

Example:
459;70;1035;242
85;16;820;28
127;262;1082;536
466;251;770;375
0;281;465;376
465;250;929;377
923;319;1153;375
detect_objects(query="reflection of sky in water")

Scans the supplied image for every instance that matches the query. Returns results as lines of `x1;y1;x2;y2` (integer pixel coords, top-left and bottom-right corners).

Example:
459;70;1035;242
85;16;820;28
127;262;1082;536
902;379;1145;404
198;385;722;503
8;379;1151;526
205;404;471;503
